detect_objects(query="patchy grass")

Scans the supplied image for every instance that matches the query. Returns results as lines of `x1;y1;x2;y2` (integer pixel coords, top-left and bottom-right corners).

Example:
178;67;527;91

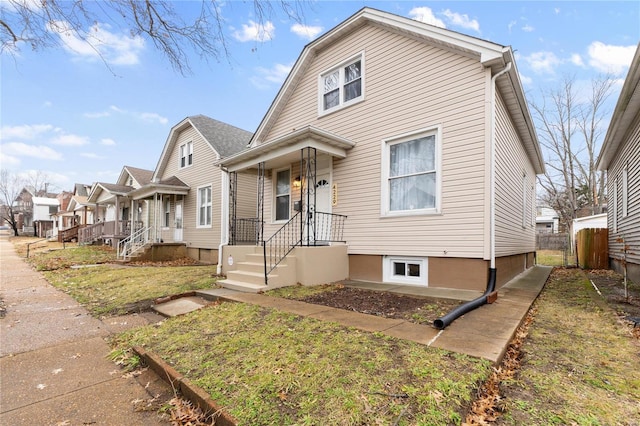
11;237;117;270
536;250;576;267
497;268;640;425
44;265;219;316
111;302;492;425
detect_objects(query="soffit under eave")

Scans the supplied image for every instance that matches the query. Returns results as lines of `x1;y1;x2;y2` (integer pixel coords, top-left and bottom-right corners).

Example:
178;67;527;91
129;185;190;200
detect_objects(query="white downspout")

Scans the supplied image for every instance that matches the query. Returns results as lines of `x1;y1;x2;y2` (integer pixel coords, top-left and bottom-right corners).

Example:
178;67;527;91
490;62;512;269
218;166;230;275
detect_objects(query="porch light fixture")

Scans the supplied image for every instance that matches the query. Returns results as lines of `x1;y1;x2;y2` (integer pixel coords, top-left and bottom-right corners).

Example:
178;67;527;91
293;176;301;188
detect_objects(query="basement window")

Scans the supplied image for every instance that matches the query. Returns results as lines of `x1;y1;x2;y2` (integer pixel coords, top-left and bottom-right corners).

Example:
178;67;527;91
383;256;427;286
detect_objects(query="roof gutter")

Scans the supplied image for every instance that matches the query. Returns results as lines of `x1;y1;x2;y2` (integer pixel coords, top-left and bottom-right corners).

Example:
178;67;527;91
434;62;511;330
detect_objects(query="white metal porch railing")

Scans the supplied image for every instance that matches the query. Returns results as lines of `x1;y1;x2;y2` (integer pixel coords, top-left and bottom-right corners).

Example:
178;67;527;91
117;226;152;260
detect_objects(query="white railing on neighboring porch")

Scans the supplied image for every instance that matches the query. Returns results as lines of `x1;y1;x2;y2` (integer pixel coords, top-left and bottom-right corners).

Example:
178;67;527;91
117;226;151;260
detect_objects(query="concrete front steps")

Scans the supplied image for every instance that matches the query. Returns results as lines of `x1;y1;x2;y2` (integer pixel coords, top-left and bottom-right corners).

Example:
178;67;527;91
218;249;297;293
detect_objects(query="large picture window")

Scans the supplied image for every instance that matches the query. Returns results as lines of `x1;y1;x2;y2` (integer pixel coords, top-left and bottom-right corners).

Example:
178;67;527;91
197;185;212;227
383;129;439;215
180;141;193;168
274;169;290;222
320;54;364;113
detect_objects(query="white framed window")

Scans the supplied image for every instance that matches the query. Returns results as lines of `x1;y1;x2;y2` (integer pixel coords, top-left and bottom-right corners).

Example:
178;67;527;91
180;141;193;168
383;256;428;286
381;127;441;216
274;169;291;222
622;163;628;218
319;53;364;114
197;185;212;227
163;198;170;228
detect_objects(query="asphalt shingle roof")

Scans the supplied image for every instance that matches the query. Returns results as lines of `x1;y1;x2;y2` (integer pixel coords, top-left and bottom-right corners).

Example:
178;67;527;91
188;115;253;158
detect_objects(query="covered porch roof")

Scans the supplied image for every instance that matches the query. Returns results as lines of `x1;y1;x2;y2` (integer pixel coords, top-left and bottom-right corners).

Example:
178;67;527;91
220;126;355;172
129;176;190;200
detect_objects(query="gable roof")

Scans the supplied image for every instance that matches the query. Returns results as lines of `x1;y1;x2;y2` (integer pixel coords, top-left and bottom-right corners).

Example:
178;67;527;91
86;182;134;203
118;166;153;187
153;115;253;181
250;7;543;174
597;43;640;171
74;183;91;197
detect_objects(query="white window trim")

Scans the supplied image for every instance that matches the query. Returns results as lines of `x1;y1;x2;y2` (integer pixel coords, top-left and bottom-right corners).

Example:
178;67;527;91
622;163;628;218
612;177;618;233
180;141;193;169
196;184;212;228
162;197;170;229
272;168;291;224
380;126;442;217
318;51;365;116
383;256;428;286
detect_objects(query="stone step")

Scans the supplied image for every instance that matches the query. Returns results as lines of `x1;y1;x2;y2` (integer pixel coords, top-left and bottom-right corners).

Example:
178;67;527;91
225;269;271;286
217;279;268;293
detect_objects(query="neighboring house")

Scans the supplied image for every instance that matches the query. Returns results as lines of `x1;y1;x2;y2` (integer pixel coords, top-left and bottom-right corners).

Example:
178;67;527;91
596;43;640;284
54;183;96;242
219;8;544;293
127;115;253;262
536;207;560;234
32;196;59;238
82;166;154;245
14;186;57;235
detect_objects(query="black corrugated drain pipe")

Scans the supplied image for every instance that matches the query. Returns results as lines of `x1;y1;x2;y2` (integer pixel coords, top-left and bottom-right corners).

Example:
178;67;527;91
433;268;497;330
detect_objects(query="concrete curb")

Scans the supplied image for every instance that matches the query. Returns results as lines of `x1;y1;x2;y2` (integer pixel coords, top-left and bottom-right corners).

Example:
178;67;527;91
133;346;237;426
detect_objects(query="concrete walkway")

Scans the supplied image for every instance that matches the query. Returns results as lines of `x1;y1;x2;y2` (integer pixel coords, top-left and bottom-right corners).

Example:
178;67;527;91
0;232;170;425
196;265;552;364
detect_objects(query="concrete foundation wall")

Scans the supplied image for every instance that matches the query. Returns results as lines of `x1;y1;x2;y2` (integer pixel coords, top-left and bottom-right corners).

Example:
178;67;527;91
186;247;218;264
496;253;530;288
295;245;349;285
137;243;187;262
349;255;383;282
610;258;640;285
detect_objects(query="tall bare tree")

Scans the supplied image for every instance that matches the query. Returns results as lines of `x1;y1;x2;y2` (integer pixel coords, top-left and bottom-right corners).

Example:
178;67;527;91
1;0;307;75
0;169;25;236
531;75;615;232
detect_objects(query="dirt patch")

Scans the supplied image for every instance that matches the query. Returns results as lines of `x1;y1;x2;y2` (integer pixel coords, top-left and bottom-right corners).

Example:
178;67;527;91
587;269;640;321
295;285;464;325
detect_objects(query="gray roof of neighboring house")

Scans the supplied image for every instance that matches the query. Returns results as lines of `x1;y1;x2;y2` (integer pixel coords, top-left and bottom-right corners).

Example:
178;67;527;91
189;114;253;158
98;183;134;194
124;166;154;185
157;176;189;187
74;183;91;197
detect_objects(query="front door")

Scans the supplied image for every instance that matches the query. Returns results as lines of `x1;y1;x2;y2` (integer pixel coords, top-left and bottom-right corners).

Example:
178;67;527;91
305;172;332;244
174;200;183;242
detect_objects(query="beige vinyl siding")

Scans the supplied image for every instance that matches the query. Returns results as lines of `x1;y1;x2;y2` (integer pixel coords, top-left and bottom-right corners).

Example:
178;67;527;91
262;23;488;258
607;116;640;266
494;91;536;255
158;127;222;249
235;171;259;219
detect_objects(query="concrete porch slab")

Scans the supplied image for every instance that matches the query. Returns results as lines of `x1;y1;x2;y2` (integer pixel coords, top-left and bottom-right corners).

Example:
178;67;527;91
152;296;210;317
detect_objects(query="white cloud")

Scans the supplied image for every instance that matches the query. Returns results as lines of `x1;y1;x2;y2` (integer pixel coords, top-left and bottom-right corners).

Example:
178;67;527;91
1;142;63;160
233;20;275;42
0;124;56;140
441;9;480;32
84;105;167;124
42;101;53;108
508;20;517;33
587;42;636;76
138;112;168;125
250;63;292;89
570;54;585;67
100;138;116;146
48;20;145;65
522;24;535;33
80;152;105;159
50;134;89;146
408;7;446;28
0;151;21;167
291;23;323;40
523;51;562;74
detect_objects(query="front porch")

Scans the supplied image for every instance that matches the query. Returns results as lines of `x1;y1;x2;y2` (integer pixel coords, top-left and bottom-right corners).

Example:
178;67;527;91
219;129;355;292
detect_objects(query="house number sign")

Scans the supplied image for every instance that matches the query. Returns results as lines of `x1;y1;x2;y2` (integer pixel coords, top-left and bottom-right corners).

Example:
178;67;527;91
332;183;338;206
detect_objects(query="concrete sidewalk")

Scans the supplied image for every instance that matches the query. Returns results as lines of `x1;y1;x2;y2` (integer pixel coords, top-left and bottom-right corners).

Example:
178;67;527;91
196;265;552;364
0;233;170;425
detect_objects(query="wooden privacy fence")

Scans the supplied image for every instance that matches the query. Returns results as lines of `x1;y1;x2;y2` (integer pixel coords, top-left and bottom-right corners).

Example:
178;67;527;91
576;228;609;269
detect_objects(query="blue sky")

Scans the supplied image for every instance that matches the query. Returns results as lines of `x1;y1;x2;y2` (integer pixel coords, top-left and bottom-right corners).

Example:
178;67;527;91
1;1;638;192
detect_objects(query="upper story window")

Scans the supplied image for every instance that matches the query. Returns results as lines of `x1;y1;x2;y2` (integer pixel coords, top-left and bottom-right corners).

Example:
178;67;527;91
319;53;364;114
180;141;193;168
382;128;441;216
